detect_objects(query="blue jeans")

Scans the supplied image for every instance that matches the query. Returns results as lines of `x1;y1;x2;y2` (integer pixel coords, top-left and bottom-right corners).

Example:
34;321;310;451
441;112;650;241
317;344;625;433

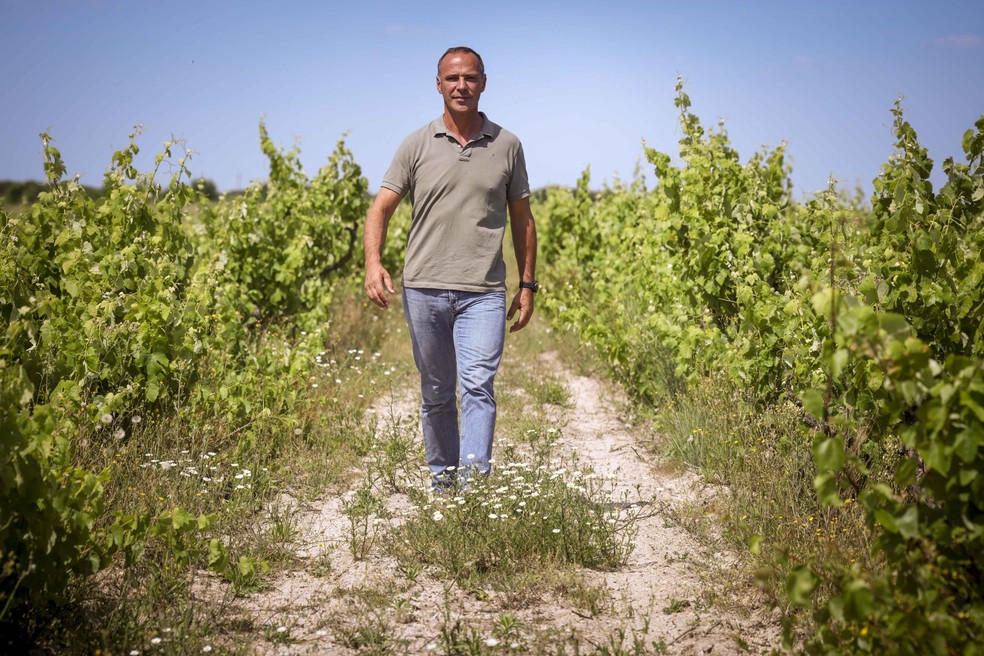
402;287;506;488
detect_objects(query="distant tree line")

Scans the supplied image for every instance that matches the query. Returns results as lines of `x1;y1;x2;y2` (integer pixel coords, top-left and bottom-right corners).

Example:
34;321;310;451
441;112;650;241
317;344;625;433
5;178;569;207
1;177;224;205
1;180;100;205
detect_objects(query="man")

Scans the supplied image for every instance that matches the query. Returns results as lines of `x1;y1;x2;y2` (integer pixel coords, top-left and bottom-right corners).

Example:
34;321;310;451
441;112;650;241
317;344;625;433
363;46;538;490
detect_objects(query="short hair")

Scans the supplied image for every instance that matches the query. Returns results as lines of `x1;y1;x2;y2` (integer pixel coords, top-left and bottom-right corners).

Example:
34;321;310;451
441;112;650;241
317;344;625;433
437;46;485;75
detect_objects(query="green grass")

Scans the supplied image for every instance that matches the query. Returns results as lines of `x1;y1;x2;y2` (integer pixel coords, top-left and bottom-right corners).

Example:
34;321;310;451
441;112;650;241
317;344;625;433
16;283;701;655
650;371;876;615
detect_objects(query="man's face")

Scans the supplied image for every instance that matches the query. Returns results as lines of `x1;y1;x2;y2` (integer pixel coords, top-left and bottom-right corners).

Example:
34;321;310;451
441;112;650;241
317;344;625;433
436;52;486;115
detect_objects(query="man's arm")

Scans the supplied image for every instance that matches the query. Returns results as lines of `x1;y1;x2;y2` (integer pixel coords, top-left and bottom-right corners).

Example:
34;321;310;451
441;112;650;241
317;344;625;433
364;187;404;309
506;196;538;333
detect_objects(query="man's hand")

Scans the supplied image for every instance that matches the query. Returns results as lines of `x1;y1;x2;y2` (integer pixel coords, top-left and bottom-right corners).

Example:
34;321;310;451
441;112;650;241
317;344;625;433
363;187;403;309
507;197;537;333
507;288;534;332
365;263;395;309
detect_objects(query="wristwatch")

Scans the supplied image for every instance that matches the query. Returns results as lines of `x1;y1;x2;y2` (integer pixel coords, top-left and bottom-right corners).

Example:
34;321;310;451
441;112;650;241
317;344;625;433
519;280;539;293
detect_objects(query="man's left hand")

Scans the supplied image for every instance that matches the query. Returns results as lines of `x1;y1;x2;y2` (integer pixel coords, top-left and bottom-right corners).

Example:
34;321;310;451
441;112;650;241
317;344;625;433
507;288;534;333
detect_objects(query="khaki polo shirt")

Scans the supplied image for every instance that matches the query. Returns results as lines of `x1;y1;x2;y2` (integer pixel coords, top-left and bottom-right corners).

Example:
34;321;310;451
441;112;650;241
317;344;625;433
381;113;530;292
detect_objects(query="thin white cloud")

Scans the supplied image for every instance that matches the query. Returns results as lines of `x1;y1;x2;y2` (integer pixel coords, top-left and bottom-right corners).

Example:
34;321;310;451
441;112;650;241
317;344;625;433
932;34;983;49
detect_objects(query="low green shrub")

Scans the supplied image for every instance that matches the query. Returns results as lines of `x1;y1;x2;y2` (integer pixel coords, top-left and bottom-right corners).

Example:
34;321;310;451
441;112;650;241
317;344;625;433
537;81;983;652
0;120;370;637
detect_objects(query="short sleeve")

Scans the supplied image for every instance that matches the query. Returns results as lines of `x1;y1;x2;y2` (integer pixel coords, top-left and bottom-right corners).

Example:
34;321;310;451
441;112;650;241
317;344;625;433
506;142;531;201
380;135;413;196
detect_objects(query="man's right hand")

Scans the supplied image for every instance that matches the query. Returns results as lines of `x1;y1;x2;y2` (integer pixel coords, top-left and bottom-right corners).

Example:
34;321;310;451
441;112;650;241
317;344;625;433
365;263;396;309
362;187;404;309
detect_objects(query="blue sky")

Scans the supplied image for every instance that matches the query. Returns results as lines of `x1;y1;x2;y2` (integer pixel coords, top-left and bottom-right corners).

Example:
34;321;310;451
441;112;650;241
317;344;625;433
3;0;982;197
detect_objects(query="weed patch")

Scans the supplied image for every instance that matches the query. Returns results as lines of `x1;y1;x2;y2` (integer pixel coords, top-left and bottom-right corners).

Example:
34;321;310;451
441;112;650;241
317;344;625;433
653;374;874;610
390;454;640;591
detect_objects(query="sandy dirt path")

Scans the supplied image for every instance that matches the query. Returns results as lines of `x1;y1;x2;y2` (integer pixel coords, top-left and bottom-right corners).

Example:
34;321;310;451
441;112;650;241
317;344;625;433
536;351;780;654
207;346;781;654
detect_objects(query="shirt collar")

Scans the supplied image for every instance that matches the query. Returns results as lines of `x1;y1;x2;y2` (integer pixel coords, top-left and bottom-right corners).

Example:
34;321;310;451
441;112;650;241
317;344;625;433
431;112;494;141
